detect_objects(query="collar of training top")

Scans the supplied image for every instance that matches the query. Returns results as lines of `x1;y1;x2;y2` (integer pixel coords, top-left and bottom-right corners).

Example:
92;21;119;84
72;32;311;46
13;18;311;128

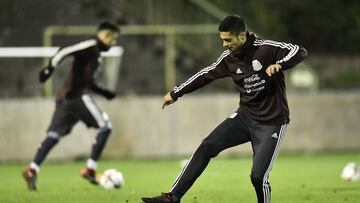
232;32;257;58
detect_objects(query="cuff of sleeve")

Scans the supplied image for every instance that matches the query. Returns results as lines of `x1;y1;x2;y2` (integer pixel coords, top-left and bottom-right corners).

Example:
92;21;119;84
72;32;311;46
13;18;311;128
277;62;289;70
170;91;179;101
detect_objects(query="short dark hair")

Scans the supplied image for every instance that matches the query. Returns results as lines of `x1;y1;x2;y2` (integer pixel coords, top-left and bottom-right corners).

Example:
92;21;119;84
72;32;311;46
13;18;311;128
97;21;120;33
218;15;246;34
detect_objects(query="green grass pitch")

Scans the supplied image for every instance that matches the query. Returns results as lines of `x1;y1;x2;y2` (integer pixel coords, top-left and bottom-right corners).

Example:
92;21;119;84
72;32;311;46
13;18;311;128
1;153;360;203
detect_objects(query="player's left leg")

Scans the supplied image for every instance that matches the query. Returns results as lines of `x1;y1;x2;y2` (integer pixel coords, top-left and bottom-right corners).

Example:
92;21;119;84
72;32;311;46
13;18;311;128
73;94;113;184
250;123;288;203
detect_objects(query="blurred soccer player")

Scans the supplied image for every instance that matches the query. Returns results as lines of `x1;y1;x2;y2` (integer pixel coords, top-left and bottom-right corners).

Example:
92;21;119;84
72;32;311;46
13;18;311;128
142;15;307;203
22;22;120;191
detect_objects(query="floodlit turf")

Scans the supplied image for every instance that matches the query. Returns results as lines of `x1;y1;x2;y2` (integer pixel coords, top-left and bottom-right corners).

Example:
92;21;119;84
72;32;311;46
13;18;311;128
1;153;360;203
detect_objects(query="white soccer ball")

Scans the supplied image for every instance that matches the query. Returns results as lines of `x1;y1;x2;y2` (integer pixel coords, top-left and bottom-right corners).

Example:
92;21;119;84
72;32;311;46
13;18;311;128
99;168;125;190
341;162;360;181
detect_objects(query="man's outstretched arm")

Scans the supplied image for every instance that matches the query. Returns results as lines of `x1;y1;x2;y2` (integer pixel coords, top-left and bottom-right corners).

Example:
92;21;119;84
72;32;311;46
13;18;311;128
39;39;97;83
162;50;230;109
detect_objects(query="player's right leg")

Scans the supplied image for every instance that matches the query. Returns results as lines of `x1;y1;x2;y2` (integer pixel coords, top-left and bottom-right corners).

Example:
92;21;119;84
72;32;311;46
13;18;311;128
23;100;77;191
142;112;251;203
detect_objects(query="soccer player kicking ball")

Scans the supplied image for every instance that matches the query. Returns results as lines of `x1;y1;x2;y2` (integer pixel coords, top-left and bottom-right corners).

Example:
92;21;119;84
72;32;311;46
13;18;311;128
22;22;120;191
142;15;307;203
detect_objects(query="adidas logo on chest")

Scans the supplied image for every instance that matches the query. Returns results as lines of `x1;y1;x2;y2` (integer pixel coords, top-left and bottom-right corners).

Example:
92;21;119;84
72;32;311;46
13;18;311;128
236;68;242;74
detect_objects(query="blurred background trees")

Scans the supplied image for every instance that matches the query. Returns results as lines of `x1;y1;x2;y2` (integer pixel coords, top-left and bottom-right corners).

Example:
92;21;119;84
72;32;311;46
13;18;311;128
0;0;359;97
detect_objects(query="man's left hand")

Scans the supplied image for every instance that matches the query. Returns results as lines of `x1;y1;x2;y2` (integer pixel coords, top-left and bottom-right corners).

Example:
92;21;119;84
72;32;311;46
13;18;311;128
265;64;281;76
39;66;55;83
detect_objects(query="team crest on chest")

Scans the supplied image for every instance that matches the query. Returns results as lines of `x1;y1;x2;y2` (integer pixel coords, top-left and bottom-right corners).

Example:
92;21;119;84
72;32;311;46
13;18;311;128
252;60;263;71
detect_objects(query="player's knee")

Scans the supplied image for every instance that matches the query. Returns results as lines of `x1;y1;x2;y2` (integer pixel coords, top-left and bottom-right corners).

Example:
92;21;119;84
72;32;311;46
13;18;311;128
250;174;264;187
47;131;63;140
200;139;222;158
98;123;112;137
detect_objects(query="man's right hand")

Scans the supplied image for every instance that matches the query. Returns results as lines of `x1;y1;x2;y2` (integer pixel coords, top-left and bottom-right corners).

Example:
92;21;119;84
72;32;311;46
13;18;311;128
39;66;54;83
162;92;175;109
102;90;116;100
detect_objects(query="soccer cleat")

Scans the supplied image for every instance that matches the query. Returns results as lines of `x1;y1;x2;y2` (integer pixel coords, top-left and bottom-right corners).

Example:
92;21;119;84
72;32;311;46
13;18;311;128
141;192;180;203
80;168;100;185
22;167;37;191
